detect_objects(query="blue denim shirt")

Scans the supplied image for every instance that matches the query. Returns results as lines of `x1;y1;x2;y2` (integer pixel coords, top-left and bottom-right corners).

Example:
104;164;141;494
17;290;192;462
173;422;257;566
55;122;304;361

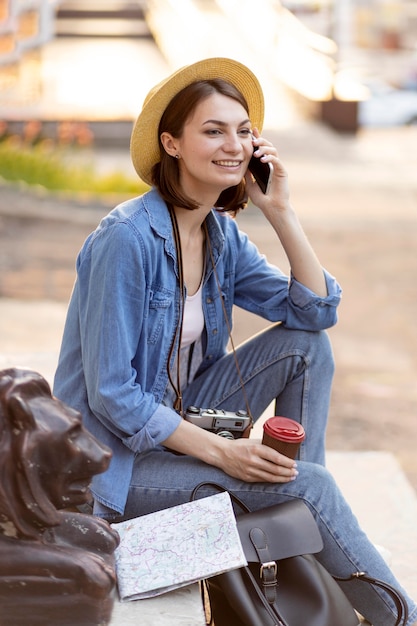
53;188;341;514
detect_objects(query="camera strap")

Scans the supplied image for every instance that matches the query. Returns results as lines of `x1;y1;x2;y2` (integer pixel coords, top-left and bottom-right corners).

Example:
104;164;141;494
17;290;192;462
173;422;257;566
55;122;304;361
167;204;253;426
167;204;185;415
204;222;253;425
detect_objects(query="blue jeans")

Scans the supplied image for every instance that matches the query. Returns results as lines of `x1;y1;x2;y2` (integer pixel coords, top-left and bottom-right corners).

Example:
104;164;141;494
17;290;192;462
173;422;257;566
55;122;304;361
184;323;333;465
123;324;417;625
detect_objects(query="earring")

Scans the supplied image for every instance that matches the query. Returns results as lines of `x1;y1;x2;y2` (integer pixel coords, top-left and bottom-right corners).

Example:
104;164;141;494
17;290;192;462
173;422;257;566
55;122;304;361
174;154;180;159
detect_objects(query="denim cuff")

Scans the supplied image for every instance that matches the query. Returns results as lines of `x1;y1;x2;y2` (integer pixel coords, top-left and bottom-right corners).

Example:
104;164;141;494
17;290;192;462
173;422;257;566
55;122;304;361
289;270;342;310
124;404;182;453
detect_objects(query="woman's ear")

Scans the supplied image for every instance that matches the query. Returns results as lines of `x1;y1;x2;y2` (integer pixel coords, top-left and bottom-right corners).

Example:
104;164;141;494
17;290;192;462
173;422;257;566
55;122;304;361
160;132;179;158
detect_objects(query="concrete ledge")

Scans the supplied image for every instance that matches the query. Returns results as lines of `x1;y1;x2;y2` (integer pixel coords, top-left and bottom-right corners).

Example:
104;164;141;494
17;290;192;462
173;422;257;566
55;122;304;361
108;452;417;624
1;306;415;622
328;451;417;599
109;584;205;626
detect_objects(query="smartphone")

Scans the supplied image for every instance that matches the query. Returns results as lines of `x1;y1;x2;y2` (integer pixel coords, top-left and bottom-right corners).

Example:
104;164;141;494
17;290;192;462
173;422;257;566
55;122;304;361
248;147;273;194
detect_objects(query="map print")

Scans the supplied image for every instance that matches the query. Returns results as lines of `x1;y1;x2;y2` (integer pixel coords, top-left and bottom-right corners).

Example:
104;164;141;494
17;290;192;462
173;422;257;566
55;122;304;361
111;492;247;601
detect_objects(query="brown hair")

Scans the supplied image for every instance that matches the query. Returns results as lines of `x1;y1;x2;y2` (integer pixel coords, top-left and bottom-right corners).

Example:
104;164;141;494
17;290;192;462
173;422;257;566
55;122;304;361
151;79;249;214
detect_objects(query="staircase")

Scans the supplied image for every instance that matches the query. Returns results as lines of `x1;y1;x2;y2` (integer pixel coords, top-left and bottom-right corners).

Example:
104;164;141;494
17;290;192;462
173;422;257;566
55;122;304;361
55;0;151;38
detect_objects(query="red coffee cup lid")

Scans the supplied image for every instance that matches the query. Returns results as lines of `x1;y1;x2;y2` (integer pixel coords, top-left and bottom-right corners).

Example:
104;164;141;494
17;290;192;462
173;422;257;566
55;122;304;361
263;417;305;443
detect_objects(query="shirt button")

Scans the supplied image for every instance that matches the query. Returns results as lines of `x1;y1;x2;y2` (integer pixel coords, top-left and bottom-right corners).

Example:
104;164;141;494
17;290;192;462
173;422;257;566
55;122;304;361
212;329;218;335
206;297;213;304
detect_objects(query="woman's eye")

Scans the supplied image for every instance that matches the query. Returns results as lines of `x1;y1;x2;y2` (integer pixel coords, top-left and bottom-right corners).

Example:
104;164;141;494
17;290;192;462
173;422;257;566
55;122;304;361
239;128;252;136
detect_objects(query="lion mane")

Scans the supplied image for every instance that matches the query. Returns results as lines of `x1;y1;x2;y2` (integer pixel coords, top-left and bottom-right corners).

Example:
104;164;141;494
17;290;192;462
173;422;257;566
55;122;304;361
0;368;61;538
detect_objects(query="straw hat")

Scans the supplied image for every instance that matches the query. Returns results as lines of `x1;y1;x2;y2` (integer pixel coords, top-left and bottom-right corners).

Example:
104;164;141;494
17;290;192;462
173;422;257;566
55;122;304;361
130;57;264;185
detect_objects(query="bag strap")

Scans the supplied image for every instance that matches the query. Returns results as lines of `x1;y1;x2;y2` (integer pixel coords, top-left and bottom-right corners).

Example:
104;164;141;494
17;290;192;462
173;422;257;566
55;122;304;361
190;481;251;514
334;572;409;626
241;564;288;626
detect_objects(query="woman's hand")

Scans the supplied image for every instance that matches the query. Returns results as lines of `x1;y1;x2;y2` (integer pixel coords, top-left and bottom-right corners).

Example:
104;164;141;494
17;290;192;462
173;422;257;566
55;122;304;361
163;420;298;484
212;436;299;483
245;129;328;298
245;129;291;217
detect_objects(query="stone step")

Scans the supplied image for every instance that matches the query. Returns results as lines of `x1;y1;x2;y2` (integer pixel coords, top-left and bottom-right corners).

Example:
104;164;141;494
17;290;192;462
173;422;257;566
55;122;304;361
54;18;151;38
54;0;150;38
109;584;205;626
328;450;417;600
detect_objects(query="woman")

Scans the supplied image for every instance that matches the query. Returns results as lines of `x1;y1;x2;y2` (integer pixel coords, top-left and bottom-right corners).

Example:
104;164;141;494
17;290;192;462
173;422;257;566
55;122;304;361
54;58;417;625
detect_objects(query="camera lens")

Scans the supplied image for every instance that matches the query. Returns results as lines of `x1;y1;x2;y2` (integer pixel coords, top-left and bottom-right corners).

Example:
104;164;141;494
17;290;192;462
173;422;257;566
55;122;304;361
216;430;234;440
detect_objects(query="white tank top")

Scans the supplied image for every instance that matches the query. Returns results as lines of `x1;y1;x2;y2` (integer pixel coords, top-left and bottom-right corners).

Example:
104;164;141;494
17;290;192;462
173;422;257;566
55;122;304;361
181;283;205;348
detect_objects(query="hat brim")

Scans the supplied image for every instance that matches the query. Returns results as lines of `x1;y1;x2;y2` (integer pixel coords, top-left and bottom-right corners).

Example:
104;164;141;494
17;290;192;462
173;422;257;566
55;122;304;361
130;57;264;185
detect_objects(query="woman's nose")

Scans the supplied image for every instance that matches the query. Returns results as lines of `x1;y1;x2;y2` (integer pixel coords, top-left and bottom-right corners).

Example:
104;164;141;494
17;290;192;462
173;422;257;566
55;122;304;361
222;134;242;153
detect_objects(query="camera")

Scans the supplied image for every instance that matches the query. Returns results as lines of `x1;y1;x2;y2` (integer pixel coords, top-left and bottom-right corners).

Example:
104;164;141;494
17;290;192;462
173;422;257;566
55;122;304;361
184;406;252;439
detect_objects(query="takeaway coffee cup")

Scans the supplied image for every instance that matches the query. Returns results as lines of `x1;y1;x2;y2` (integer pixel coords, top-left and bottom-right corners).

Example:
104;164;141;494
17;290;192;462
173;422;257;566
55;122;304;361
262;416;305;459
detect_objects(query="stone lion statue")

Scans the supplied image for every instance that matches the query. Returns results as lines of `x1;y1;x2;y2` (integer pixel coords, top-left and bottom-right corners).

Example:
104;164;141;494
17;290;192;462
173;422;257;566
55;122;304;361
0;368;120;626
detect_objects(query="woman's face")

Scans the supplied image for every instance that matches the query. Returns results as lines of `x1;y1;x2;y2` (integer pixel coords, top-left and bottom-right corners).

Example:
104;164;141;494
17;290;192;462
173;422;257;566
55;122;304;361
168;92;253;200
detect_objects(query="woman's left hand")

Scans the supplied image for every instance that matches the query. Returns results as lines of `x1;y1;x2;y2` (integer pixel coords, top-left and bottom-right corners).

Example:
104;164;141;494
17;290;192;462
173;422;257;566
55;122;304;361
244;129;328;298
245;129;291;217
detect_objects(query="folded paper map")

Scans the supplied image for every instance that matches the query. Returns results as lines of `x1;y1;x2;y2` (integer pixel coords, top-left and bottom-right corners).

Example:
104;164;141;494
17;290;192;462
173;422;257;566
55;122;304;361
111;492;247;601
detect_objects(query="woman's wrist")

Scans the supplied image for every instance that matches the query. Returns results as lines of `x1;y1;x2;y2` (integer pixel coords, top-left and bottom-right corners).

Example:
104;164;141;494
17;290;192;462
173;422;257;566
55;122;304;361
203;433;232;469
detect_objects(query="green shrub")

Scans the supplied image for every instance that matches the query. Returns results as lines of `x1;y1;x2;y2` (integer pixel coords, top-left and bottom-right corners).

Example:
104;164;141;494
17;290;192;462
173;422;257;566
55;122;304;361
0;137;148;196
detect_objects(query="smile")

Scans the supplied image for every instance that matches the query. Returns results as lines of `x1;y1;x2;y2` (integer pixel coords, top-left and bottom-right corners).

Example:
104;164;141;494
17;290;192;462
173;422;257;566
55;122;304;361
213;160;242;167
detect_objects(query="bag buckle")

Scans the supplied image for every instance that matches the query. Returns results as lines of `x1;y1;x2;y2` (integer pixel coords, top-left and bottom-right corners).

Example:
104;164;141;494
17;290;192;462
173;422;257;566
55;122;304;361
260;561;277;580
260;561;278;604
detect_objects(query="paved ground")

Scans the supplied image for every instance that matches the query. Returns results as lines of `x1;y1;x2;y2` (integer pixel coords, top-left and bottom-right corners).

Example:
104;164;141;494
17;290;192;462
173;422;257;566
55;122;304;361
1;119;416;491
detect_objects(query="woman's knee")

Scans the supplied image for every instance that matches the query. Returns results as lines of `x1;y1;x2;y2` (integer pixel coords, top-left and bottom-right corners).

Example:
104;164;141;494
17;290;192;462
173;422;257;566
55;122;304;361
288;462;339;507
276;327;334;381
306;329;335;378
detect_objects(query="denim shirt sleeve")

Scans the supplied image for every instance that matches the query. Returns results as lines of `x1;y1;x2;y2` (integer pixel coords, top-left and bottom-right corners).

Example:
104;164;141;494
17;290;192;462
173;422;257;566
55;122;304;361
225;217;342;330
73;218;181;453
286;270;342;330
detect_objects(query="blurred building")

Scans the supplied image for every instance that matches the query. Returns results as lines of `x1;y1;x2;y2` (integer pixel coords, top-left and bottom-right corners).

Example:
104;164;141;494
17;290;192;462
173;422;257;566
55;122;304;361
282;0;417;50
356;0;417;50
0;0;62;114
1;0;416;131
0;0;60;66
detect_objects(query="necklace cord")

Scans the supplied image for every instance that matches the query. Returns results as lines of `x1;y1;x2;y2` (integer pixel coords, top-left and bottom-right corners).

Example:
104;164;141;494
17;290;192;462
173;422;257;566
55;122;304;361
167;207;253;425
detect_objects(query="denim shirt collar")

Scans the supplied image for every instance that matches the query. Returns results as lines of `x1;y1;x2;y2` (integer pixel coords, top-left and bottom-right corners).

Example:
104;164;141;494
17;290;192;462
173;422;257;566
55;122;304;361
142;188;225;272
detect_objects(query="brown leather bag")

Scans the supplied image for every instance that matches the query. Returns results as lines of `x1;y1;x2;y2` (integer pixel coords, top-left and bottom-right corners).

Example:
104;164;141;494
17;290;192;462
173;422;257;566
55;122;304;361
192;483;407;626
